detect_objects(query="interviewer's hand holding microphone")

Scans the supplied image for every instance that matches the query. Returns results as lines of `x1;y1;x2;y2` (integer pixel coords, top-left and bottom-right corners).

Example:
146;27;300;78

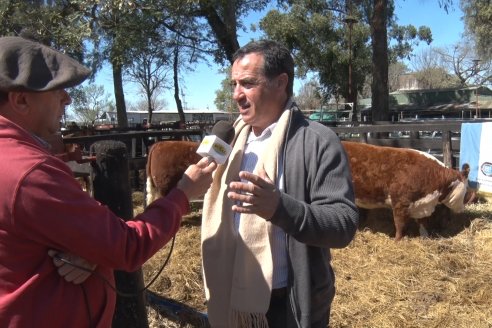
176;157;216;200
179;120;236;200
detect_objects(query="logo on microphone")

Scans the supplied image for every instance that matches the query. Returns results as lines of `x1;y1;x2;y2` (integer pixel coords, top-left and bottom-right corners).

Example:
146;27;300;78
212;143;227;155
196;133;233;165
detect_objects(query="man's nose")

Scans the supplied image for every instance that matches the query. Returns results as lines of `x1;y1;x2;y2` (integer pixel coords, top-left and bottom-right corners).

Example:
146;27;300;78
232;84;243;101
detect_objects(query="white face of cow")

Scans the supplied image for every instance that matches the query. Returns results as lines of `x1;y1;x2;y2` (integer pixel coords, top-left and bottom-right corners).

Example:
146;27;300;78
441;179;467;213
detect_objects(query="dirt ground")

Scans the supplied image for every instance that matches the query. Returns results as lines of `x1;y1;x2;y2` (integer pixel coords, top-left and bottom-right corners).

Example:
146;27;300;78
133;193;492;328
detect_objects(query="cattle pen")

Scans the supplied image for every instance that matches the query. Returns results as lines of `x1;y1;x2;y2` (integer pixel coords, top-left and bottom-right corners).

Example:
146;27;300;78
64;118;490;174
61;119;491;328
331;120;471;169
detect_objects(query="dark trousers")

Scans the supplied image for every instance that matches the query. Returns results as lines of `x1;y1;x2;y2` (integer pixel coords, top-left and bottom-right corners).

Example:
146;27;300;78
266;287;295;328
266;288;331;328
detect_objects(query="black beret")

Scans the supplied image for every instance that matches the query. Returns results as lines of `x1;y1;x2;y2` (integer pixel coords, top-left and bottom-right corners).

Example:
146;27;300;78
0;36;91;92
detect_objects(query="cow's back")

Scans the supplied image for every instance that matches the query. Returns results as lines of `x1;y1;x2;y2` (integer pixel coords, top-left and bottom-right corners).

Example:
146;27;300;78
342;141;465;212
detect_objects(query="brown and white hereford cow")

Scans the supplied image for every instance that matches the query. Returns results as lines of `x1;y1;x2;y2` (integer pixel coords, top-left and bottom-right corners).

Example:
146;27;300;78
146;140;200;204
342;141;467;241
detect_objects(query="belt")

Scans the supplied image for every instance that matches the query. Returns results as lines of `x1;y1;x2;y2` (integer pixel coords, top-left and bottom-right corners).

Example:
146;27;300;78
271;287;287;299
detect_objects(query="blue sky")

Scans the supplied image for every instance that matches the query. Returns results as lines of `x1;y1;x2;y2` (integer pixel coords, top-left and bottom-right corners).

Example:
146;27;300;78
92;0;465;111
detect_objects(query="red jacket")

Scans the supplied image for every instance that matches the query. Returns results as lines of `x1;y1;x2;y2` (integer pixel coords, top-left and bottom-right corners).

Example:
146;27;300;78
0;116;188;327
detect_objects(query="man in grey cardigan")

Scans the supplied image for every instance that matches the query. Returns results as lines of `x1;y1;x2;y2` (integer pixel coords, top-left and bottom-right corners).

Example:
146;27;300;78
201;40;359;328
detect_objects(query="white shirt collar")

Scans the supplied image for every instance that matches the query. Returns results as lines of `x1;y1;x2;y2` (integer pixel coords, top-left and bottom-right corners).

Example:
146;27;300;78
246;98;294;144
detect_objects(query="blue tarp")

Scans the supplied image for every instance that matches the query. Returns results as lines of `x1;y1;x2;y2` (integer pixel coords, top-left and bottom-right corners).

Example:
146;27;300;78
460;122;492;198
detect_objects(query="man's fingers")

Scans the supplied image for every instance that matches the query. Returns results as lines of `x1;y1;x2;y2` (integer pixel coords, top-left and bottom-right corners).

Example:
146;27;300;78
48;249;96;284
238;171;259;184
238;170;271;189
202;161;217;173
195;157;217;171
231;203;256;214
227;190;254;203
63;269;88;284
72;273;91;285
195;156;211;168
60;264;95;284
49;251;67;268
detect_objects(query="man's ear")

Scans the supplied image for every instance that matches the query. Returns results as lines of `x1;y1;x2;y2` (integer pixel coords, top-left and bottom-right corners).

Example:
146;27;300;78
276;73;288;90
8;92;30;115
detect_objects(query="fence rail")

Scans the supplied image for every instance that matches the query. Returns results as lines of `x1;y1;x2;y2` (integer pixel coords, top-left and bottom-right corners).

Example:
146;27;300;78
63;119;492;176
331;119;491;169
64;129;203;167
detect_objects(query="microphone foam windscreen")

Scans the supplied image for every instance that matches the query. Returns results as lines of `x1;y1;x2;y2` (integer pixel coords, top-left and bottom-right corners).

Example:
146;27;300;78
212;120;235;144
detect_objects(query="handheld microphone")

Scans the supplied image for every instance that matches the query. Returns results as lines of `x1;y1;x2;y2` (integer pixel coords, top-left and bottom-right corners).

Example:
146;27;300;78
196;120;235;164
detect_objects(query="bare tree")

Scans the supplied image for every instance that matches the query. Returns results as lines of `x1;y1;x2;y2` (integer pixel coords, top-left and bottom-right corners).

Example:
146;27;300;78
69;85;113;125
295;79;323;111
128;97;168;113
409;47;459;89
436;42;492;87
388;62;408;92
126;41;171;124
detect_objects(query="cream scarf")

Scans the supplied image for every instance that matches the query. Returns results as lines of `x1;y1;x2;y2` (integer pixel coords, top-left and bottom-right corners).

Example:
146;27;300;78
201;109;292;328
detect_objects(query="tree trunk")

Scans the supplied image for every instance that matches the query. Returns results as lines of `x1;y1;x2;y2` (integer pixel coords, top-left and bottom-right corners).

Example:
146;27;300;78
147;92;153;125
173;47;186;124
371;0;390;123
112;60;128;128
199;1;240;64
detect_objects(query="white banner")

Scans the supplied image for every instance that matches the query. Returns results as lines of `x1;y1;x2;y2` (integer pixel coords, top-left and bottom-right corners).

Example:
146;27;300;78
477;123;492;193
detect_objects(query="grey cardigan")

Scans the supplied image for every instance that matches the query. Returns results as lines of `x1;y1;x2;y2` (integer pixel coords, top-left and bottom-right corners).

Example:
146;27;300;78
269;108;359;328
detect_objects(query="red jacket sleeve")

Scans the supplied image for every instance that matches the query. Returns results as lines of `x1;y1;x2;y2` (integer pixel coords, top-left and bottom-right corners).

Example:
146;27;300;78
11;159;189;271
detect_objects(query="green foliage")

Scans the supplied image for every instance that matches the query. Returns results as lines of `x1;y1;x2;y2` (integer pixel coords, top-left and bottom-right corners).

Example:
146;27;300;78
214;68;235;112
388;23;432;61
259;0;433;104
461;0;492;61
260;0;370;102
0;0;91;63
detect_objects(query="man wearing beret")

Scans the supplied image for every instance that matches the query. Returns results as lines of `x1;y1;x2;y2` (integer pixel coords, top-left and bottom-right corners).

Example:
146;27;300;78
0;36;217;327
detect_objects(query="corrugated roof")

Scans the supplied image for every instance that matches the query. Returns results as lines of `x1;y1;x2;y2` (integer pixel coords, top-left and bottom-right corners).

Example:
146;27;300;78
360;86;492;112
